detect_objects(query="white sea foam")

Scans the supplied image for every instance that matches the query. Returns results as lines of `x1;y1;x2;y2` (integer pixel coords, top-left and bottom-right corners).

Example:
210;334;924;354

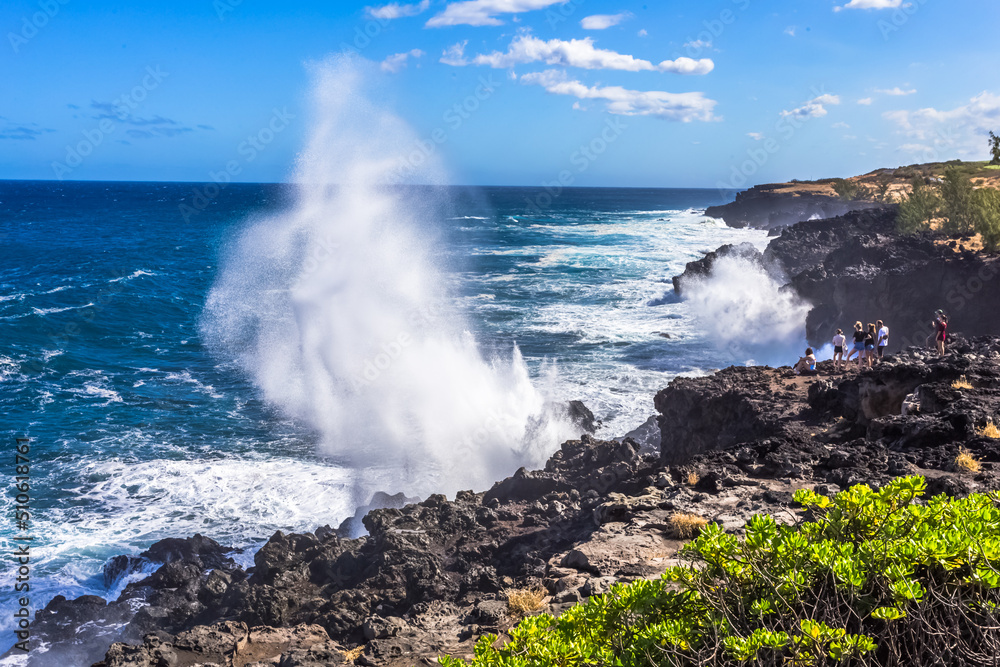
0;355;20;382
74;381;123;404
682;254;810;366
109;269;155;283
164;370;224;398
201;56;575;499
0;454;358;638
31;302;94;316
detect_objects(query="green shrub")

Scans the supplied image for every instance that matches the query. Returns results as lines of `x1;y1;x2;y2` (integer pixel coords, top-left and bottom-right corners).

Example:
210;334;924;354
832;178;873;202
443;477;1000;667
971;186;1000;251
896;177;940;234
941;167;976;234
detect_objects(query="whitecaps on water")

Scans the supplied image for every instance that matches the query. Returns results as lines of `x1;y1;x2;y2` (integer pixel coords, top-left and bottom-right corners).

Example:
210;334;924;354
31;302;95;316
163;370;225;398
109;269;156;283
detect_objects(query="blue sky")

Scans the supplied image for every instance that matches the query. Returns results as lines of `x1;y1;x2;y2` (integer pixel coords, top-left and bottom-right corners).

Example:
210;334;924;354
1;0;998;187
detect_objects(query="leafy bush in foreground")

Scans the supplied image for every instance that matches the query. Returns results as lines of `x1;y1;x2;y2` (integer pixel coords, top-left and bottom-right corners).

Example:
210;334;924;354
442;477;1000;666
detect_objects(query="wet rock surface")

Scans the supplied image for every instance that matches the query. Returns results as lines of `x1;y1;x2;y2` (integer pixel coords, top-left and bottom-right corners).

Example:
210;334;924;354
14;339;1000;666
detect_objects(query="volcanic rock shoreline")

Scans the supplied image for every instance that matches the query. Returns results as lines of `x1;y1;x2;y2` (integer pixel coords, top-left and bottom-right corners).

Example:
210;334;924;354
18;333;1000;666
14;205;1000;667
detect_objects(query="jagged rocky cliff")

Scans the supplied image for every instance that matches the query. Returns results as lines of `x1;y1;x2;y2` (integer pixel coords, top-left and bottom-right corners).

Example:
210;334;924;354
705;183;880;230
675;207;1000;351
15;334;1000;666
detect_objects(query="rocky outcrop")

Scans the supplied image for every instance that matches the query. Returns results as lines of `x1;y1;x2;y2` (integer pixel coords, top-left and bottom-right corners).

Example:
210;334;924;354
705;183;880;231
787;221;1000;351
761;206;897;277
655;336;1000;491
655;367;789;464
18;339;1000;667
678;206;1000;352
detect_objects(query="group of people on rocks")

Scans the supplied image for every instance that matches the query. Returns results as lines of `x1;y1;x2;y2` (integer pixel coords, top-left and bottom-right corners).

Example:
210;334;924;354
793;310;949;376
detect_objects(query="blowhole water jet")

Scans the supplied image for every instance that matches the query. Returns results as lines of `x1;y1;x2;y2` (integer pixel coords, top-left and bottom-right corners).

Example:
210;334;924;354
201;56;575;500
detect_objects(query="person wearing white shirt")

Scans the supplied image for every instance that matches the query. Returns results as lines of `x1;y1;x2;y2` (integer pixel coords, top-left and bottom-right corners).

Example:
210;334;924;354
832;329;847;372
876;320;889;363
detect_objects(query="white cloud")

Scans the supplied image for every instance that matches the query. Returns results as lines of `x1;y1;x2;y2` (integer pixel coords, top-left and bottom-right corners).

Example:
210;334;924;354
520;69;718;122
684;39;712;49
781;94;841;119
832;121;850;129
637;29;648;37
834;0;903;11
857;97;874;105
747;132;764;140
898;142;934;153
426;0;564;27
440;40;469;66
381;49;425;73
884;91;1000;157
875;86;917;96
784;26;797;37
366;0;430;20
580;12;631;30
466;34;713;74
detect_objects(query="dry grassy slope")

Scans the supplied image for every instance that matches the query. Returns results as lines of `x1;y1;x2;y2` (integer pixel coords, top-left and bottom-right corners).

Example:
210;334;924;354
762;160;1000;202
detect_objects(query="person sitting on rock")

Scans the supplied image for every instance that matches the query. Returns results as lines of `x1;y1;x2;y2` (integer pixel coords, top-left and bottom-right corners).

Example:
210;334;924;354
876;320;889;363
936;314;948;356
832;329;846;372
848;322;865;365
864;323;877;369
794;348;818;376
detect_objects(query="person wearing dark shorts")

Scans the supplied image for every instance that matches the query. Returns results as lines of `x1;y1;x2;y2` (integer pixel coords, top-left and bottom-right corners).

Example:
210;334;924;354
864;323;876;369
876;320;888;363
850;322;866;368
832;329;846;372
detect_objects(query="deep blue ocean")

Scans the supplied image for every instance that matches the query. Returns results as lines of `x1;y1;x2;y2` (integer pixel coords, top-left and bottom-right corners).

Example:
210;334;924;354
0;180;771;634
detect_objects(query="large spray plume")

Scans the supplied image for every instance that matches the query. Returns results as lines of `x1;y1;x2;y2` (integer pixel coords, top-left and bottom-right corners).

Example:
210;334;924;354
201;57;574;500
683;254;811;366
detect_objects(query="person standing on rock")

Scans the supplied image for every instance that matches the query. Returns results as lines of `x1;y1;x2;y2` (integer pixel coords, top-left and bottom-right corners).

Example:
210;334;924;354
849;322;865;367
832;329;846;372
936;314;948;356
927;310;945;349
876;320;889;363
864;324;877;369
